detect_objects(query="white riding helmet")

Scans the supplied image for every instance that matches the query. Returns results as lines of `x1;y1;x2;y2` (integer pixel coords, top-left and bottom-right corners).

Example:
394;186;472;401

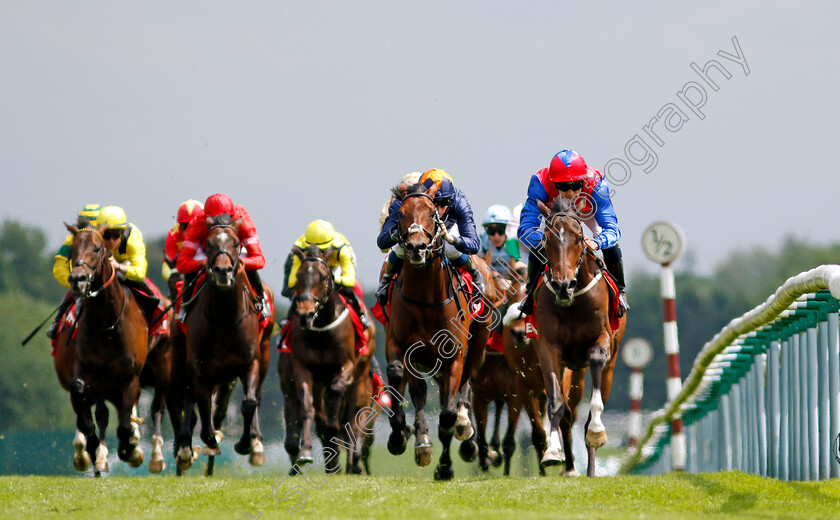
482;204;512;226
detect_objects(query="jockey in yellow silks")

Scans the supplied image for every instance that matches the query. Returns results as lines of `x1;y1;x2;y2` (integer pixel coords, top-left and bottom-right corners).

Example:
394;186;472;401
282;219;371;330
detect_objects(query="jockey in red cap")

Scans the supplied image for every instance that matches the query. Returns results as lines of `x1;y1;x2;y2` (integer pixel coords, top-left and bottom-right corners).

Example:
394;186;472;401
517;149;628;316
176;193;271;321
162;199;203;283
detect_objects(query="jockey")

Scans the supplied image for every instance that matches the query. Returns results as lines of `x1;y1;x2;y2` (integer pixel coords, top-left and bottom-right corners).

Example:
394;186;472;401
517;149;628;316
376;168;484;306
176;193;272;321
47;203;101;339
97;205;161;318
479;204;522;275
281;219;372;330
162;199;204;282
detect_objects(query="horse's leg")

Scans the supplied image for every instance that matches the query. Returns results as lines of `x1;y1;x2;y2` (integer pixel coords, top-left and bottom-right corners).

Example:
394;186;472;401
280;354;302;469
93;399;110;473
236;358;262;459
514;375;547;475
322;361;353;474
195;380;219;455
291;359;316;466
539;345;574;474
489;398;504;468
434;365;461;481
69;364;98;472
175;385;199;473
584;336;612;477
147;382;167;473
474;389;490;471
385;350;411;456
502;393;522;476
408;375;432;467
116;376;144;467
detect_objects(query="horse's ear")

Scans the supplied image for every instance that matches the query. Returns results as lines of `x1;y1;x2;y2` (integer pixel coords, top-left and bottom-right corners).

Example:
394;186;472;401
205;216;214;228
233;217;243;232
64;222;79;235
427;184;439;199
321;245;336;260
291;246;305;260
537;200;551;218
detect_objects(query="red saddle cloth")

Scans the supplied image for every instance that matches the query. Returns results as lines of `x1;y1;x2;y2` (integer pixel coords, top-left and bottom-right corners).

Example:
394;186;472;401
50;299;80;357
486;330;504;353
174;272;273;335
371;268;486;327
524;269;621;340
278;297;368;356
140;278;169;337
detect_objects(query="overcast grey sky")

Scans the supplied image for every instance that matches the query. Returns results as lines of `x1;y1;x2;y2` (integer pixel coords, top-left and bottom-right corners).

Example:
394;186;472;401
2;2;838;290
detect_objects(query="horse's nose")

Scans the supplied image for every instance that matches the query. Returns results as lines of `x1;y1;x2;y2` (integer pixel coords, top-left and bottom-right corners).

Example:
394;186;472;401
405;243;416;252
417;243;427;251
567;278;577;291
213;265;233;277
68;273;85;286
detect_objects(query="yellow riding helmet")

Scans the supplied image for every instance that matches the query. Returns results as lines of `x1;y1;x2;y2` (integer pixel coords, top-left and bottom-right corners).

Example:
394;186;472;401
78;203;101;226
99;205;127;229
304;219;336;248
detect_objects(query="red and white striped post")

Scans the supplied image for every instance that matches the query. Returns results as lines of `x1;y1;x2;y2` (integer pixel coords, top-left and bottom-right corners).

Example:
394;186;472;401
642;221;687;472
622;338;653;447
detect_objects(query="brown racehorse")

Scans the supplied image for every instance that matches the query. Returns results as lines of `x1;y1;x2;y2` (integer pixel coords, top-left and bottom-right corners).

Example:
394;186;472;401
175;215;273;473
384;185;493;481
534;200;626;477
280;245;376;474
64;223;148;471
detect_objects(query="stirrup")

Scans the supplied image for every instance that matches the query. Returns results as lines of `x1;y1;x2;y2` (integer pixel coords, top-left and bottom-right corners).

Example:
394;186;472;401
46;322;59;339
175;308;187;322
617;292;629;317
359;312;372;330
258;297;272;320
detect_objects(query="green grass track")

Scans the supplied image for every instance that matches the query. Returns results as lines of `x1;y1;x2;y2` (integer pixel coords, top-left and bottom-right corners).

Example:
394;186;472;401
3;472;840;520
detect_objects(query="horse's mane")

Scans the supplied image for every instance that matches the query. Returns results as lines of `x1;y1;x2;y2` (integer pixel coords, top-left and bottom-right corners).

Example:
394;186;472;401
392;182;426;201
76;220;94;229
548;197;575;215
303;244;321;258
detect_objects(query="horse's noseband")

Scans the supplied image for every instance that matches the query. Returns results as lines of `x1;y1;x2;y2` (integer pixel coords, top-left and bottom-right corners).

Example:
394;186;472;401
398;192;444;260
293;256;335;323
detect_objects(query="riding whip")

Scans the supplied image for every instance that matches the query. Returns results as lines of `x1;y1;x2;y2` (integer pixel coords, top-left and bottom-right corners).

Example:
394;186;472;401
21;302;63;346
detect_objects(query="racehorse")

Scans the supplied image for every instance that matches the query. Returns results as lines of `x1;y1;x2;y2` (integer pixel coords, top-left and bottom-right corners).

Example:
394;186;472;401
175;214;274;473
534;200;626;477
64;223;148;471
383;183;493;480
280;244;376;474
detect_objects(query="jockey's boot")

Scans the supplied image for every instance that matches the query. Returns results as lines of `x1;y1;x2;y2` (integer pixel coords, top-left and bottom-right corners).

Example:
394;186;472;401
461;256;485;295
339;286;371;330
518;248;546;315
247;270;272;321
376;256;399;308
46;293;74;339
176;272;197;322
371;371;391;408
602;244;629;317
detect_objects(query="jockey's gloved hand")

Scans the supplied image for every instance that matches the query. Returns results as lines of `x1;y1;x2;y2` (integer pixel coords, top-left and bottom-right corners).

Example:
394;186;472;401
389;229;401;245
443;230;456;244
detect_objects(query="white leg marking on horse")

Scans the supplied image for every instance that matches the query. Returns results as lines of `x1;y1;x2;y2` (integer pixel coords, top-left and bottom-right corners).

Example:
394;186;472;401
73;430;86;450
95;444;109;472
548;428;562;453
251;438;264;454
589;388;605;434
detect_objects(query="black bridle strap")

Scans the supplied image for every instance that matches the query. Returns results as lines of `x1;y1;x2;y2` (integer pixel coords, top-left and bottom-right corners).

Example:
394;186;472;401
292;256;336;320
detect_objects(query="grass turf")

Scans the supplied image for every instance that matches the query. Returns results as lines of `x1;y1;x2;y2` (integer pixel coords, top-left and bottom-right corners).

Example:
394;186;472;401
3;471;840;520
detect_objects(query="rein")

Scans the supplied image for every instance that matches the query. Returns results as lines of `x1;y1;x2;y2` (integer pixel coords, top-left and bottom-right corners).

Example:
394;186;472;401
72;228;126;332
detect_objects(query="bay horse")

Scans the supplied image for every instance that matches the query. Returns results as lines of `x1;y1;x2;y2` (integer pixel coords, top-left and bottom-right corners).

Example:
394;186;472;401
535;200;626;477
175;215;273;473
384;184;493;480
64;223;148;471
280;245;376;474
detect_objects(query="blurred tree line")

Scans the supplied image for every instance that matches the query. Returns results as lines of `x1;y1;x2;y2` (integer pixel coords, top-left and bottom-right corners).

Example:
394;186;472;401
1;217;839;437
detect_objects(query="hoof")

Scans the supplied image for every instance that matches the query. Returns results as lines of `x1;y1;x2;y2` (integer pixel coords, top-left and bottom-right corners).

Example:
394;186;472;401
414;436;433;467
454;410;474;441
297;449;314;465
128;447;144;468
234;439;252;456
585;429;607;448
192;446;202;462
149;457;166;473
249;450;266;466
488;449;502;467
214;430;225;443
95;445;109;473
203;445;221;456
458;440;477;462
387;430;408;456
541;448;564;467
130;415;145;425
563;468;580;477
434;464;454;481
177;446;194;471
74;451;91;472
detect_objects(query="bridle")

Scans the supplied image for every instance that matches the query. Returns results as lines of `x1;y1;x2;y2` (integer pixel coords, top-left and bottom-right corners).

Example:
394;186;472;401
71;228;124;331
293;255;336;322
542;212;604;298
397;192;445;260
205;224;241;277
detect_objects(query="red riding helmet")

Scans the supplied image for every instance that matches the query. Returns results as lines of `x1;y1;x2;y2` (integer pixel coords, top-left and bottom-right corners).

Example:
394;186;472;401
204;193;234;217
177;199;204;223
548;149;588;183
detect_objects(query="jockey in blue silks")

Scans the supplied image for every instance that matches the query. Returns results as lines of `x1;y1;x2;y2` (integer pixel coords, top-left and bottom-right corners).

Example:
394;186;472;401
517;149;628;316
376;168;484;306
